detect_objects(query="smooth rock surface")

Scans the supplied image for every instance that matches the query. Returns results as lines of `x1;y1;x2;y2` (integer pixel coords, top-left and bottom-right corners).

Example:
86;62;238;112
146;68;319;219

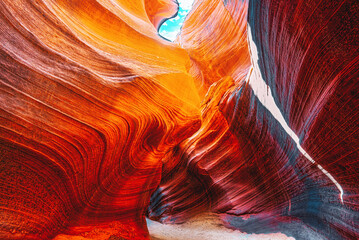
0;0;358;239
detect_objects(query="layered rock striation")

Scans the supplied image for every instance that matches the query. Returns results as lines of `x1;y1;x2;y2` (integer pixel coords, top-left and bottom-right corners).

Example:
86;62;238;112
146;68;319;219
0;0;358;239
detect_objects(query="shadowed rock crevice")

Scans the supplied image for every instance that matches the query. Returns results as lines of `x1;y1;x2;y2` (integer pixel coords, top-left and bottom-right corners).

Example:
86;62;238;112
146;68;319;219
0;0;358;239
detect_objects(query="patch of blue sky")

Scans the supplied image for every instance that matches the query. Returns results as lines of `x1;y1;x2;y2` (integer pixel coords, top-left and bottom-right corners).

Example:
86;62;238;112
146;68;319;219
158;0;195;41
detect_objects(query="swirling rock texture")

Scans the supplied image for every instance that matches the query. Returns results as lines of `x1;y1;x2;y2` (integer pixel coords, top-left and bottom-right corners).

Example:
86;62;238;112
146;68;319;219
0;0;358;240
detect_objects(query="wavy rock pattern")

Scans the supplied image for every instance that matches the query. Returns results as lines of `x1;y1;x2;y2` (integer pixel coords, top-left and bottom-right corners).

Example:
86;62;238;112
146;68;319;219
150;0;359;239
0;0;200;239
0;0;358;240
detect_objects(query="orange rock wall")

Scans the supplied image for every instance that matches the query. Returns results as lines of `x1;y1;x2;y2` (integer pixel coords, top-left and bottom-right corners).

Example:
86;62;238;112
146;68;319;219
0;0;200;239
0;0;358;239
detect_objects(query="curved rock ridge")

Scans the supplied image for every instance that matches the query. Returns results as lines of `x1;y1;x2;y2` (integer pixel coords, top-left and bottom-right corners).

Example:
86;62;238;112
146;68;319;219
0;0;358;240
150;0;359;239
0;0;200;239
179;0;251;97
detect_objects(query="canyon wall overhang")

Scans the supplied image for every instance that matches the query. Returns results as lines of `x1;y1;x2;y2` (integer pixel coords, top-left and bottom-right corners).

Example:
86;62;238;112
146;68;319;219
0;0;358;239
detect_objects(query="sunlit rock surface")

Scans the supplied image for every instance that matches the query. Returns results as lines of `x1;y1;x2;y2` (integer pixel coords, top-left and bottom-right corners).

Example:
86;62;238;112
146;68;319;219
0;0;358;240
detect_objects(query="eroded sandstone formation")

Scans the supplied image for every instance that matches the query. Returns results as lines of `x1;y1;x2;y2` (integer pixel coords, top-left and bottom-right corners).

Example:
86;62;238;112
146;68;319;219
0;0;358;239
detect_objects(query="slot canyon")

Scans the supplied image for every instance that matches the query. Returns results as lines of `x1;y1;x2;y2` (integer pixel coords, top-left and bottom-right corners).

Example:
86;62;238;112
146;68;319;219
0;0;358;239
